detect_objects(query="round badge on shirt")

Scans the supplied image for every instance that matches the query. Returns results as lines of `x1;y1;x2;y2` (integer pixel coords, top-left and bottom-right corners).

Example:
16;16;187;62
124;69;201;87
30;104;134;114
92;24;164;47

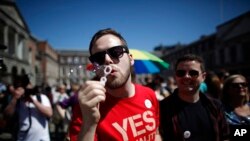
144;99;152;108
184;130;191;139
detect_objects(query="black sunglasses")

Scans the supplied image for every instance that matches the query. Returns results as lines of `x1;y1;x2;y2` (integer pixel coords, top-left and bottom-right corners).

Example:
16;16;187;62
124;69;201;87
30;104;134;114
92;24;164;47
175;70;200;78
89;45;129;65
230;82;248;89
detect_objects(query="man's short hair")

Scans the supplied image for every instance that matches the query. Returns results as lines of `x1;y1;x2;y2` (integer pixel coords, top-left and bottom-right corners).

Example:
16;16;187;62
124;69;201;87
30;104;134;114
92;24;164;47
88;28;129;55
174;54;205;72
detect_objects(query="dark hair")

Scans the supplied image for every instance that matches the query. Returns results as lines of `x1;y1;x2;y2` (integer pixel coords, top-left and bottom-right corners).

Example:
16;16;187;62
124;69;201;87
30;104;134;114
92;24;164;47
13;74;30;89
174;54;205;72
89;28;129;55
205;71;222;99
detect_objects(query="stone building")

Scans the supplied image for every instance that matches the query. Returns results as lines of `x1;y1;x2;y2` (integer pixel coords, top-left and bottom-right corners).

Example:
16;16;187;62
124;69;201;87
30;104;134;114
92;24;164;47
162;11;250;81
0;1;60;86
57;50;91;85
37;41;59;86
0;0;36;84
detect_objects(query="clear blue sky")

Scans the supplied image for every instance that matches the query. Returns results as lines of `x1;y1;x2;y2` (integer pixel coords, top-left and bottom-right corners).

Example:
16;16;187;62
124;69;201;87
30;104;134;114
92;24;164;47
16;0;250;51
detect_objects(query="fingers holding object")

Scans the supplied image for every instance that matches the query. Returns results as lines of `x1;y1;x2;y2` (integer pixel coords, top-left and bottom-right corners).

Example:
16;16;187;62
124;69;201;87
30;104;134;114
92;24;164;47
78;81;106;108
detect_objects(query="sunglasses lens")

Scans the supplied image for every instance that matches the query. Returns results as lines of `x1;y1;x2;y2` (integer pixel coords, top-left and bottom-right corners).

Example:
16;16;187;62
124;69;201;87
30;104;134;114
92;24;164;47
175;70;199;78
176;70;186;77
189;70;199;77
89;46;127;65
231;82;248;88
108;46;124;59
89;52;106;65
242;83;248;87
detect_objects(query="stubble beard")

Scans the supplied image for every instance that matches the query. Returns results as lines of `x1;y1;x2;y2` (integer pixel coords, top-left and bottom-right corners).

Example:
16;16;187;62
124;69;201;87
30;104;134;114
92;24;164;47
106;66;131;89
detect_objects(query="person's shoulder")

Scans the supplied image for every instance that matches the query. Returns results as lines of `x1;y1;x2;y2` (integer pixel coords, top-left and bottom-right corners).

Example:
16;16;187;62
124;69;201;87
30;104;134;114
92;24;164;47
159;94;178;116
202;94;222;104
134;83;157;99
40;94;52;106
134;83;154;92
200;94;224;108
40;93;49;99
160;93;177;106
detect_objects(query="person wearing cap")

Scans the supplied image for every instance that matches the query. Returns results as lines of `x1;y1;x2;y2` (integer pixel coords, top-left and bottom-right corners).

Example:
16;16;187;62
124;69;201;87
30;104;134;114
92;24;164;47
159;54;229;141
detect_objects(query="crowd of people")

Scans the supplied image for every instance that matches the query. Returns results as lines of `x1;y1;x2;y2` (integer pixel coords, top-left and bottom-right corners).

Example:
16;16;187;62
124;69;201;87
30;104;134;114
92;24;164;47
0;28;249;141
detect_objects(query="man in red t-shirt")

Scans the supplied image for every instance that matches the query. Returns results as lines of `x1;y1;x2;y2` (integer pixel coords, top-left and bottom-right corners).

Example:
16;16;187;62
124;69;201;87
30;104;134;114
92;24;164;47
76;28;162;141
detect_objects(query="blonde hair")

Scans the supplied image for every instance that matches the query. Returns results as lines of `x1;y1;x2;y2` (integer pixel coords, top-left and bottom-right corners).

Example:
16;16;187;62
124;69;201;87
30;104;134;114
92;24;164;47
222;74;249;107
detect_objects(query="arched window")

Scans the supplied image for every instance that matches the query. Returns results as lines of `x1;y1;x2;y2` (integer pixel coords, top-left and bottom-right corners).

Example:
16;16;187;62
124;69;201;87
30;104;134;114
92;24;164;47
21;68;26;75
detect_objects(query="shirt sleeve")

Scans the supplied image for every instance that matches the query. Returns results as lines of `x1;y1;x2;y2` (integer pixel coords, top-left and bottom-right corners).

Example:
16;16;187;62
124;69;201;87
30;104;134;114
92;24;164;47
41;94;52;107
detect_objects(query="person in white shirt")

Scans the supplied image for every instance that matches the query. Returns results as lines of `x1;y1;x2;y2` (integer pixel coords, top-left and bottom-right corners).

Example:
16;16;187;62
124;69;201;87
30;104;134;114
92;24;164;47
4;75;53;141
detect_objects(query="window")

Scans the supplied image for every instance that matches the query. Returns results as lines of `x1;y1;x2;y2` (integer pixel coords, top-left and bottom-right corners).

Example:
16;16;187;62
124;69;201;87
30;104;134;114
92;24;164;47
8;27;15;55
67;57;72;63
229;46;237;64
17;35;24;59
219;49;225;65
74;57;79;64
242;42;250;61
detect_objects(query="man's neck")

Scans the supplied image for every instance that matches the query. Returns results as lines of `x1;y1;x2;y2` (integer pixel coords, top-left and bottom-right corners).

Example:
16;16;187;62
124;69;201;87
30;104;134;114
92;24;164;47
178;90;200;103
106;81;135;98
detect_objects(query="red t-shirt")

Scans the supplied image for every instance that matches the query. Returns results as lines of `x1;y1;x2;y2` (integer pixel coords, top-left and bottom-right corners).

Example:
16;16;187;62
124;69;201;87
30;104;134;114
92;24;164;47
69;84;159;141
96;84;159;141
68;101;82;141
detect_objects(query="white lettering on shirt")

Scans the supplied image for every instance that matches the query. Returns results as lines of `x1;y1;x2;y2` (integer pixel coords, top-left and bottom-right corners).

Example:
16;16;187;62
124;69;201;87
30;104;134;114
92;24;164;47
112;110;156;141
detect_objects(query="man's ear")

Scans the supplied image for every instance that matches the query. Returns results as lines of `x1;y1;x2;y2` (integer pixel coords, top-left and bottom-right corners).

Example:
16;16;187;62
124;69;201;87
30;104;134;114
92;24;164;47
129;53;134;66
202;72;207;81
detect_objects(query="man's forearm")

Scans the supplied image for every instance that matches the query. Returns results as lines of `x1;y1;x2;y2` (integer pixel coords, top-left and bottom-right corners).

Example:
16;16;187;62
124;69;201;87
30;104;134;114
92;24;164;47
77;124;97;141
4;97;18;116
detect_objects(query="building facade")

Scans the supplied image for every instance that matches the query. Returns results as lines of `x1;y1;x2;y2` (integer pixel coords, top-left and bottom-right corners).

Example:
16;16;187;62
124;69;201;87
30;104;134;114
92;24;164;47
37;41;59;86
57;50;91;85
0;1;60;86
0;0;36;84
0;1;92;87
162;11;250;81
2;0;249;86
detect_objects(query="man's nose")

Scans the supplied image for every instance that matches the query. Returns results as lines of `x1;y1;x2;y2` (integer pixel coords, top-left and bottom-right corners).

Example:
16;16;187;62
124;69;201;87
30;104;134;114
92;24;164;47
104;53;114;65
183;72;192;78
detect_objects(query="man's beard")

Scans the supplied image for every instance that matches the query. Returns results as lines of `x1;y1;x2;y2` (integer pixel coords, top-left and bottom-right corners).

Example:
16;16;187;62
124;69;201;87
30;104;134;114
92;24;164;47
106;66;131;89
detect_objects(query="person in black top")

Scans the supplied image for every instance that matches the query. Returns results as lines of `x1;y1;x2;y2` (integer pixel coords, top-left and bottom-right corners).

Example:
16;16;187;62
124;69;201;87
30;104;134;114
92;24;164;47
159;54;229;141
